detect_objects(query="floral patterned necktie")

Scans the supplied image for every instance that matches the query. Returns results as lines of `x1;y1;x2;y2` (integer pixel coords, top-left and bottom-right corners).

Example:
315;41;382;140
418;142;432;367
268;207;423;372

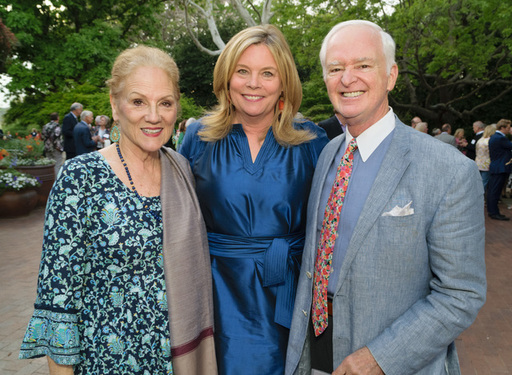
312;138;358;336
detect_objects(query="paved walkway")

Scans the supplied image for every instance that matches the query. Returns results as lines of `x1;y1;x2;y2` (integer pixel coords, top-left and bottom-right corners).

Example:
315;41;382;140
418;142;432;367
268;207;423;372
0;200;511;374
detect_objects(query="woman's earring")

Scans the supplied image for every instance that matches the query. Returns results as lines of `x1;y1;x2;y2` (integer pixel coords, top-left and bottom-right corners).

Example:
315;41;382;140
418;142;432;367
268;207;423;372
278;98;284;111
110;121;121;143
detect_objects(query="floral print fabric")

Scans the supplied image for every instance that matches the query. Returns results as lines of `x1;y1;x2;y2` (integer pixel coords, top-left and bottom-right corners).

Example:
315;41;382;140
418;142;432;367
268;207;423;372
475;137;491;171
41;120;63;153
19;152;172;375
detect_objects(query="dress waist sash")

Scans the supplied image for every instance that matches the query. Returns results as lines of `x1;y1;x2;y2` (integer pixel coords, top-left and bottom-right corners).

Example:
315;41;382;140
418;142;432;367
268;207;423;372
208;232;305;329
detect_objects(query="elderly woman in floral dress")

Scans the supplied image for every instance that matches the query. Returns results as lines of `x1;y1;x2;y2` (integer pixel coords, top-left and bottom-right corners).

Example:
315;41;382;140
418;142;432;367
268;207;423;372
19;45;216;375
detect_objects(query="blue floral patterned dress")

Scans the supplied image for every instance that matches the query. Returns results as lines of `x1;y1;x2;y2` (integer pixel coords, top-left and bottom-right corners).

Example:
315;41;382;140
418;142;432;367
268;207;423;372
19;152;173;375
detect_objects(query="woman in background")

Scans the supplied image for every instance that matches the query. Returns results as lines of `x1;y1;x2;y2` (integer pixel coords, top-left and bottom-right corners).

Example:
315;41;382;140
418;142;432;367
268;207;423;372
95;115;111;149
454;127;468;154
475;124;497;193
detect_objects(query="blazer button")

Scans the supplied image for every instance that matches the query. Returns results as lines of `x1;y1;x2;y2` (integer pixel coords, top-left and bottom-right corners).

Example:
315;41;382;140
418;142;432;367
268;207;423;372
306;271;312;279
302;310;308;317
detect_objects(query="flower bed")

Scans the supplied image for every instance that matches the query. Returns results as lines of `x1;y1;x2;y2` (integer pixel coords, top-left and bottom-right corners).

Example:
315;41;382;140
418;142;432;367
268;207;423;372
0;135;55;167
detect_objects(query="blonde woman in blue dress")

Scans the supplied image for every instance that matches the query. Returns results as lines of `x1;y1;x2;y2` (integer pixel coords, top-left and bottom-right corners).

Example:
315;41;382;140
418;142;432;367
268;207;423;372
180;25;328;374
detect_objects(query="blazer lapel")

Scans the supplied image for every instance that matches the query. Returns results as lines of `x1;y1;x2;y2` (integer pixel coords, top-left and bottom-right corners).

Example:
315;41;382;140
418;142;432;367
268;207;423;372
336;121;412;287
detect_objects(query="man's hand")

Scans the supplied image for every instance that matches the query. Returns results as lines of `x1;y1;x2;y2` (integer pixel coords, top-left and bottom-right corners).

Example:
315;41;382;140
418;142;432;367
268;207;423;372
333;347;384;375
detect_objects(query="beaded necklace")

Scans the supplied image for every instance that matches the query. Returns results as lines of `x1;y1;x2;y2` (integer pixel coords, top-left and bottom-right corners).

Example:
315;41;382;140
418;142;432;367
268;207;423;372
116;143;162;222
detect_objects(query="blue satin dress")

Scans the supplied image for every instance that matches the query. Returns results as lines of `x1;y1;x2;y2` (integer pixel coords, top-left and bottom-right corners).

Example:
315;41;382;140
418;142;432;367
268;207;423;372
180;121;328;374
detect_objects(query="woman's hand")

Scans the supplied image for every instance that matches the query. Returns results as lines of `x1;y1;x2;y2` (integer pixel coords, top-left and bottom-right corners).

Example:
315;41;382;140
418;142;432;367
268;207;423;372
48;356;74;375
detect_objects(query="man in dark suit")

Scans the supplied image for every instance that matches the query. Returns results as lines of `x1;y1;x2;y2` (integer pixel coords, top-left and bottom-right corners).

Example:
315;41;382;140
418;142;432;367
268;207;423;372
487;119;512;220
62;102;83;159
73;110;100;156
318;113;344;140
466;120;485;160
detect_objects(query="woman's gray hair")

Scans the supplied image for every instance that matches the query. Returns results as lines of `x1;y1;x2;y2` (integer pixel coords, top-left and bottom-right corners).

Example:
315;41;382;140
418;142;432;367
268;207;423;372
319;20;396;79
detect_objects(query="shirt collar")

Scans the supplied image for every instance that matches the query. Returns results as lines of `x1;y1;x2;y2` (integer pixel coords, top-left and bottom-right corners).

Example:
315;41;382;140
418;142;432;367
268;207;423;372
344;108;396;162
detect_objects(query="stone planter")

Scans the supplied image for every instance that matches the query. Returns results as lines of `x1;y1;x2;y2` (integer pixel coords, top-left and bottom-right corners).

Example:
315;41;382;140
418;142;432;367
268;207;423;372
15;164;55;207
0;189;38;218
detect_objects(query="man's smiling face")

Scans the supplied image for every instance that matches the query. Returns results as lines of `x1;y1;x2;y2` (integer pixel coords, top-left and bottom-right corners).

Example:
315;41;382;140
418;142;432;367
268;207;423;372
324;25;397;135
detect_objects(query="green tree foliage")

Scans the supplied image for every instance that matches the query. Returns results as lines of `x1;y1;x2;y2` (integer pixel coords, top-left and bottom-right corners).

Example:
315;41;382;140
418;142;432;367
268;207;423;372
2;0;511;131
179;94;204;122
389;0;512;128
0;0;173;128
1;0;167;99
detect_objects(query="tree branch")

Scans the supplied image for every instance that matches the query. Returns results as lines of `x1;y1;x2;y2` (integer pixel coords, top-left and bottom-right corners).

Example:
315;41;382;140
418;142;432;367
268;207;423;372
183;0;224;56
464;83;512;115
231;0;257;26
261;0;274;24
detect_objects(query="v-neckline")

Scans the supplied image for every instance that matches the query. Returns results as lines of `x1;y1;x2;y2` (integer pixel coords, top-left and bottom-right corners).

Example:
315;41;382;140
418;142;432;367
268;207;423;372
233;124;277;175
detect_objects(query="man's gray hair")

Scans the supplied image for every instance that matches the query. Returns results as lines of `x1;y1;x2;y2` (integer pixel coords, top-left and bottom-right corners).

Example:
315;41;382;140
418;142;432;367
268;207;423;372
473;120;485;130
70;102;83;111
80;110;93;121
319;20;396;79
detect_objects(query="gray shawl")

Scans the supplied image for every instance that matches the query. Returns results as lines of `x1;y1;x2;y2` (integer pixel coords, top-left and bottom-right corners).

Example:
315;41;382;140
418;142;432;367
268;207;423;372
159;147;217;375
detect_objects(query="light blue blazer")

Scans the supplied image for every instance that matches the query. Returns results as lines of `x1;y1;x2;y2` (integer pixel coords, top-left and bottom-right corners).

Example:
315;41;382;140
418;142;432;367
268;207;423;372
286;119;486;375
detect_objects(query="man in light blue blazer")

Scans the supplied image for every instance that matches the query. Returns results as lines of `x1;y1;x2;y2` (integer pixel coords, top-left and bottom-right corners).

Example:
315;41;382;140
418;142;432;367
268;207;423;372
286;20;486;375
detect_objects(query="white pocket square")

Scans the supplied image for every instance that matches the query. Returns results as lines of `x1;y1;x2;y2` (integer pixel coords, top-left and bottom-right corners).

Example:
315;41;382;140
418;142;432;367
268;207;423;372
382;201;414;217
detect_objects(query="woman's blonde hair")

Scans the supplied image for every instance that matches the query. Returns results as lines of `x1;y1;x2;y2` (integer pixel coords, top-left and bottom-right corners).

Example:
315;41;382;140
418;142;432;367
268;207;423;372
199;24;315;146
483;124;496;138
454;128;465;139
107;45;181;112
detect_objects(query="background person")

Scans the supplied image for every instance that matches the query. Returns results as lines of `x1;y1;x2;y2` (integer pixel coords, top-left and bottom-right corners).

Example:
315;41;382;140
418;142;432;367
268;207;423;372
487;118;512;220
414;121;428;133
454;127;468;155
318;111;345;140
173;117;194;152
410;116;422;128
95;114;110;149
286;20;486;375
475;124;497;194
41;112;64;175
466;120;486;160
62;102;83;159
435;123;457;146
20;45;216;375
180;24;328;375
73;110;100;156
94;115;102;133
